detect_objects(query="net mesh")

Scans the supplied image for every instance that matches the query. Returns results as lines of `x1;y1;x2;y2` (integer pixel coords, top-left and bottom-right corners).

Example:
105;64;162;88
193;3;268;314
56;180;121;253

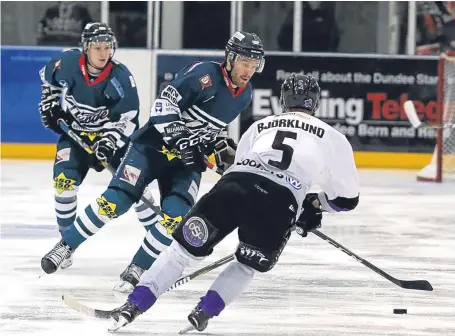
417;54;455;181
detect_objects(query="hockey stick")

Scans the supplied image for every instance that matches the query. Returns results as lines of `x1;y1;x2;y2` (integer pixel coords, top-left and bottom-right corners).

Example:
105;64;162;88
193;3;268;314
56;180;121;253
57;119;163;215
312;230;433;291
176;230;435;335
57;119;219;216
403;100;455;129
62;253;235;319
195;165;434;292
59;118;223;214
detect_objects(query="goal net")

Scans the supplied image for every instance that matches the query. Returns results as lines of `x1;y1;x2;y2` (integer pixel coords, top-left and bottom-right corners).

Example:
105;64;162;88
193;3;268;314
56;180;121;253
417;53;455;182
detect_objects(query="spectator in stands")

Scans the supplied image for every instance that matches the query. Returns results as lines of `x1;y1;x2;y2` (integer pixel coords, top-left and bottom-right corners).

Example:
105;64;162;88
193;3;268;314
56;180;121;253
277;2;340;52
109;1;147;47
400;1;455;55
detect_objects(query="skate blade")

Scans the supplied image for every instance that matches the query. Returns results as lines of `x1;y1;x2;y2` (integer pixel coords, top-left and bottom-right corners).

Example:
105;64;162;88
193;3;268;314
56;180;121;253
108;316;129;332
113;281;134;293
179;324;195;334
38;271;48;279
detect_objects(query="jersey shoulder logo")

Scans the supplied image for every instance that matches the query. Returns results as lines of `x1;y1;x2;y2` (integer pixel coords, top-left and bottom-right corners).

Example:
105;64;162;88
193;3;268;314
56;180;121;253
199;74;212;89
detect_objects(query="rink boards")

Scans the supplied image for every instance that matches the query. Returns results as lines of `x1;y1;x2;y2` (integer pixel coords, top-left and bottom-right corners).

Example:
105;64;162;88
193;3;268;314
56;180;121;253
1;47;439;169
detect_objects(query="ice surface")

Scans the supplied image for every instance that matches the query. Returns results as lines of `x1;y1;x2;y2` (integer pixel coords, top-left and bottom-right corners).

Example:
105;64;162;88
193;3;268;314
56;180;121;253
1;160;454;336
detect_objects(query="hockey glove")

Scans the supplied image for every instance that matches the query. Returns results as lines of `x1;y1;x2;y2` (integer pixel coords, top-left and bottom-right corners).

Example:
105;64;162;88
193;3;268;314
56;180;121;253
205;135;237;171
165;122;207;173
38;84;66;134
214;137;237;170
295;193;322;237
180;144;206;173
89;135;116;172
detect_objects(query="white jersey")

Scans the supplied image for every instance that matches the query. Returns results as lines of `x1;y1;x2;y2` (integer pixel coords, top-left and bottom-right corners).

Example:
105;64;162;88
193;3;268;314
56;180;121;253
226;112;359;216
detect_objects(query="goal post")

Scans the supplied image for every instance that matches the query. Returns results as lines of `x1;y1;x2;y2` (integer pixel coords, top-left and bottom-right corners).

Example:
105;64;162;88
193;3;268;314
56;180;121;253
417;52;455;182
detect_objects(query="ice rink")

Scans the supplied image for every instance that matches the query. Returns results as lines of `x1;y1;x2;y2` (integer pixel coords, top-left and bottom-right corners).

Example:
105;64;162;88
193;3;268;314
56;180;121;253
1;160;454;336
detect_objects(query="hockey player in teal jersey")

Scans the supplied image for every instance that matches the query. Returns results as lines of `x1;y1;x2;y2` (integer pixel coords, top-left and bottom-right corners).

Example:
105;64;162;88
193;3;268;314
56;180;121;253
41;31;266;291
39;22;140;269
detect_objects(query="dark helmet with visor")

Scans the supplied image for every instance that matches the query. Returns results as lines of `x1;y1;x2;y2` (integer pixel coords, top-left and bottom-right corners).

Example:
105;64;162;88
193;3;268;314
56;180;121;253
225;31;265;73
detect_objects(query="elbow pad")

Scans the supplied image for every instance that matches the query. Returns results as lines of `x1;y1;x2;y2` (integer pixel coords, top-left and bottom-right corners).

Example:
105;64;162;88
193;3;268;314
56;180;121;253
318;191;359;213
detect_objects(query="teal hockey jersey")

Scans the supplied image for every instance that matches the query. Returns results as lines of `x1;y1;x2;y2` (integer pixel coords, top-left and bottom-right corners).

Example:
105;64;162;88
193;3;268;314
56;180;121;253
39;49;140;148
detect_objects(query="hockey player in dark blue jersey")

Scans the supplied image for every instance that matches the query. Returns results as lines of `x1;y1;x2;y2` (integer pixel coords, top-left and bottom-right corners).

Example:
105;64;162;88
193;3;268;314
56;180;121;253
41;31;265;287
39;22;140;269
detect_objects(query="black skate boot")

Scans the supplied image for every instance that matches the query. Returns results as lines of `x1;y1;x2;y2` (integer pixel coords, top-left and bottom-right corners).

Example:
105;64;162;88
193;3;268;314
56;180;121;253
188;303;212;332
108;301;142;332
113;262;145;293
41;239;73;274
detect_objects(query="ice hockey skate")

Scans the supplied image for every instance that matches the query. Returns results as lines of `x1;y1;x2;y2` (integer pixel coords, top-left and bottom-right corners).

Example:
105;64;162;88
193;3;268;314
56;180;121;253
179;303;212;334
41;239;73;274
108;301;142;332
113;262;145;293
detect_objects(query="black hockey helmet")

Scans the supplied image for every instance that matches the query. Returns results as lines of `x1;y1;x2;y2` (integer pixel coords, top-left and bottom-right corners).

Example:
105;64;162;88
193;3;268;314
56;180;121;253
81;22;118;55
225;31;265;73
280;74;321;115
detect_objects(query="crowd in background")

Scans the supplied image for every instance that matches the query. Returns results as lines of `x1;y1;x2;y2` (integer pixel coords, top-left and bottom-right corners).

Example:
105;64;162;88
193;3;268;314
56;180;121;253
2;1;455;54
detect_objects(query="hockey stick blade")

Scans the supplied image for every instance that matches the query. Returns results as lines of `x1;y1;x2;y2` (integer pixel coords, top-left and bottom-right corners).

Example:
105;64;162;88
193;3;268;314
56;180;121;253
398;279;433;291
403;100;423;128
403;101;455;129
62;254;236;319
312;230;433;291
62;294;115;319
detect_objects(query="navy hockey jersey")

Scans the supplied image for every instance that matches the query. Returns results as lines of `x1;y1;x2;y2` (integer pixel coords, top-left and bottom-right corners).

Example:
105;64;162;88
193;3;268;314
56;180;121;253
133;61;252;148
39;49;140;148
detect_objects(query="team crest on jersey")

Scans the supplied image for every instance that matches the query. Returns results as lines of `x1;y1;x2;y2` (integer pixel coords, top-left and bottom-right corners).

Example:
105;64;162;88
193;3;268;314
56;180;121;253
119;165;141;186
73;108;110;125
55;148;70;164
199;74;212;89
286;176;302;190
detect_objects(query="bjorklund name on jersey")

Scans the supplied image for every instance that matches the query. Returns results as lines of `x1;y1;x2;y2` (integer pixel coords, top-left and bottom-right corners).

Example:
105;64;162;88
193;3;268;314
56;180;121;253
257;118;325;138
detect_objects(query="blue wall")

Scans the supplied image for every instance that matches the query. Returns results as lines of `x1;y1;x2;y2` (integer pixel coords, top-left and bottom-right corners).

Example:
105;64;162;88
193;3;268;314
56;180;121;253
1;47;63;144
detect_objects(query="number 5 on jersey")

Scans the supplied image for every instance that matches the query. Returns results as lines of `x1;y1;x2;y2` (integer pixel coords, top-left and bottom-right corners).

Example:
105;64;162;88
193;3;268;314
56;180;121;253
268;130;297;170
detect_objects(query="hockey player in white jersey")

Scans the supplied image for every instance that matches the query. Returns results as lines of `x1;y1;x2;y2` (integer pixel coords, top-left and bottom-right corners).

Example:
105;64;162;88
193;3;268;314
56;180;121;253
107;73;360;332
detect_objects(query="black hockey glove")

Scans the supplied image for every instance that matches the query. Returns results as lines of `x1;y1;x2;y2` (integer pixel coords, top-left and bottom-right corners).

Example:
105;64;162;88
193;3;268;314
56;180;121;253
89;135;116;172
165;122;206;173
180;143;206;173
295;193;322;237
205;135;237;171
38;85;66;134
214;137;237;170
